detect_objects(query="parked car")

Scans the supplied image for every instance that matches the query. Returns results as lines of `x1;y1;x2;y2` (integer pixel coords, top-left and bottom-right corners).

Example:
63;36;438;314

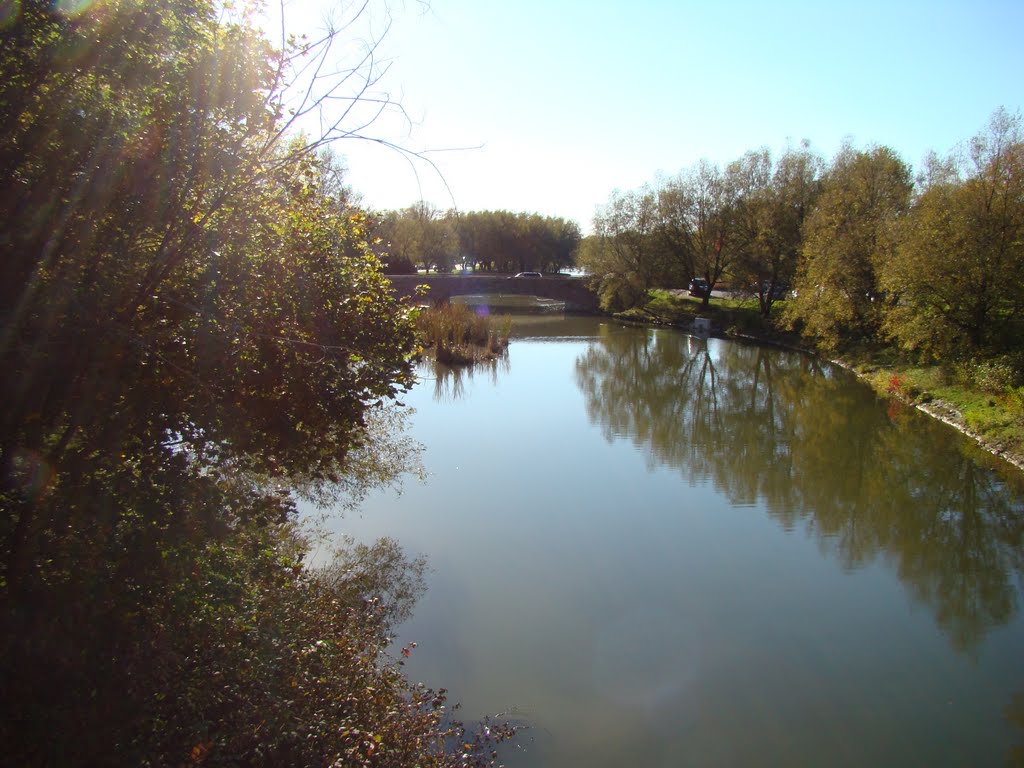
512;271;543;278
688;278;710;298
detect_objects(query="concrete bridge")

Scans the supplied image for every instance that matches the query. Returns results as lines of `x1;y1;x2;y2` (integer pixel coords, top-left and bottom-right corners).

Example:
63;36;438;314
386;274;599;312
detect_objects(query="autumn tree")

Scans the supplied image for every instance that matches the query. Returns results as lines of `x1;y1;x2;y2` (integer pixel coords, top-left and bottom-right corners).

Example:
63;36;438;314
880;108;1024;359
785;144;912;348
583;187;666;310
728;143;823;317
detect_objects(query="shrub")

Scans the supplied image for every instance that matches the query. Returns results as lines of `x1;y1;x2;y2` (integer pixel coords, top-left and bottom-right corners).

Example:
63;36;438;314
958;356;1023;393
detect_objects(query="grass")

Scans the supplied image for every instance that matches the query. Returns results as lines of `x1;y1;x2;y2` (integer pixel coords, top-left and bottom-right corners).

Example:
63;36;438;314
858;363;1024;459
415;302;512;365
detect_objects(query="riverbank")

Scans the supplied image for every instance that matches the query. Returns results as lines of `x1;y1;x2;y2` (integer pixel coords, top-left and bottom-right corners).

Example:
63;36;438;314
622;289;1024;475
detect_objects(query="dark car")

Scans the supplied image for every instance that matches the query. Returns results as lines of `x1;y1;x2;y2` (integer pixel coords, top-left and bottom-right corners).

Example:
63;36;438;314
512;271;543;278
688;278;710;298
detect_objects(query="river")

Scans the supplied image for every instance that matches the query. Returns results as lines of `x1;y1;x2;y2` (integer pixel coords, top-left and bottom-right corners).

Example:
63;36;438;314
303;315;1024;767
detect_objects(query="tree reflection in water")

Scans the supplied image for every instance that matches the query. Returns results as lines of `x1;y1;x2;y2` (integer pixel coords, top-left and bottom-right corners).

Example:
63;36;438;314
422;357;511;402
574;325;1024;655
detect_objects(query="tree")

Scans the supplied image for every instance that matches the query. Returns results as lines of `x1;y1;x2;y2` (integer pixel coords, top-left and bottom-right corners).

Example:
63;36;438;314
0;1;510;764
376;202;457;272
784;144;912;348
728;143;823;317
453;210;580;273
653;175;698;285
583;187;664;310
653;160;736;308
881;108;1024;358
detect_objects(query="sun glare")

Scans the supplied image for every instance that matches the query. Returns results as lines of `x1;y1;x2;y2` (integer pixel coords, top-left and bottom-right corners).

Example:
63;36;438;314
53;0;96;17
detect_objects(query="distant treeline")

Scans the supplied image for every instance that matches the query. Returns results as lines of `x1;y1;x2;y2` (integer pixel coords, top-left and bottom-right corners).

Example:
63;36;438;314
374;203;581;275
580;108;1024;364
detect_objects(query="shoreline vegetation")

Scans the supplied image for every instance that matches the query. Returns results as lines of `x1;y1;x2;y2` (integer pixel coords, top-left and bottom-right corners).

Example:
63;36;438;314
622;290;1024;475
579;109;1022;480
2;0;1019;761
415;302;512;366
1;1;517;764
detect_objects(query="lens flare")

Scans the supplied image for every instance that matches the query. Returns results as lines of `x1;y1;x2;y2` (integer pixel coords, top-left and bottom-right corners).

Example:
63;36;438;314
53;0;95;17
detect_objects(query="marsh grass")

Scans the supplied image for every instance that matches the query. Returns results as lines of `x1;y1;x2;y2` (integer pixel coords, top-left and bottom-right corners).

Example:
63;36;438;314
416;303;511;365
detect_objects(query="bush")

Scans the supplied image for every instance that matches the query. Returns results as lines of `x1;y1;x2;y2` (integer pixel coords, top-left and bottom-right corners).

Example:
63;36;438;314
958;356;1024;393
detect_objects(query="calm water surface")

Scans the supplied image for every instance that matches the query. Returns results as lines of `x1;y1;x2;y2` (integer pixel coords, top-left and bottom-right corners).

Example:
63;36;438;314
308;316;1024;767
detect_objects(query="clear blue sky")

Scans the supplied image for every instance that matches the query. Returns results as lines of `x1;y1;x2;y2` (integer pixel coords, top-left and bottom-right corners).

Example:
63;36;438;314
277;0;1023;231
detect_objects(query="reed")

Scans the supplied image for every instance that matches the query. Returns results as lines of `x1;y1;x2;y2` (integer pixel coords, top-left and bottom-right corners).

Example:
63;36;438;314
416;303;510;365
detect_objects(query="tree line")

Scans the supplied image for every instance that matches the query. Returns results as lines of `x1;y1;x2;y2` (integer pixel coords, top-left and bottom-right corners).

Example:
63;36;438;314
580;109;1024;365
375;204;581;275
0;0;508;764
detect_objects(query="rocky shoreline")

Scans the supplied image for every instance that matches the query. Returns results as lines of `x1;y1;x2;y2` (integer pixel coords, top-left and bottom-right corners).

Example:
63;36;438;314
816;355;1024;475
900;396;1024;474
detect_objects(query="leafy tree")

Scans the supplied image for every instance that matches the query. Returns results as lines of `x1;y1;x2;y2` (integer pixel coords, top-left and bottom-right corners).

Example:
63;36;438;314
881;108;1024;358
583;187;664;310
728;143;823;317
647;160;736;309
453;210;580;273
377;202;457;272
652;176;698;286
785;144;912;348
682;159;735;307
0;0;509;764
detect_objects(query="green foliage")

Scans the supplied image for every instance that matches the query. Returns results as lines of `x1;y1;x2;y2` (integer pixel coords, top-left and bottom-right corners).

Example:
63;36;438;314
727;142;824;318
880;108;1024;358
784;143;912;349
378;202;459;273
374;207;581;276
588;147;821;316
583;187;676;311
454;209;581;274
0;0;509;764
957;356;1024;393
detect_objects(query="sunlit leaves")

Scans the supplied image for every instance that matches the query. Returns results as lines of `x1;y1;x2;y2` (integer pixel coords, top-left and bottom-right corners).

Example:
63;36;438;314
0;0;438;763
784;144;912;348
880;109;1024;358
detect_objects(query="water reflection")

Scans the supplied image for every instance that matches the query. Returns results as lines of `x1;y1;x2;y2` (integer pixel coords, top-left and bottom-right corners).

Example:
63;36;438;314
420;357;511;402
1009;690;1024;766
575;326;1024;653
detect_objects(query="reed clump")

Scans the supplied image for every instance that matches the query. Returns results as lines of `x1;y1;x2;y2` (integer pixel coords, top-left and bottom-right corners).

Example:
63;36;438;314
416;302;511;365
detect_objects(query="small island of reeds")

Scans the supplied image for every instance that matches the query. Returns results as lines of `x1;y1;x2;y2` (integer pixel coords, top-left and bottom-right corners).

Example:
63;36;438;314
415;302;512;365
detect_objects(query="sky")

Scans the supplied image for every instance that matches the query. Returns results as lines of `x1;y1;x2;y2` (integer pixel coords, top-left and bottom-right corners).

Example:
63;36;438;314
272;0;1024;232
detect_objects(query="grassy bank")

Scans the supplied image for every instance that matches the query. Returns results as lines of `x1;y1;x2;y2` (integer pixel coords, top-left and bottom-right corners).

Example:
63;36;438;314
631;289;1024;471
415;302;512;365
849;358;1024;469
622;289;804;347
